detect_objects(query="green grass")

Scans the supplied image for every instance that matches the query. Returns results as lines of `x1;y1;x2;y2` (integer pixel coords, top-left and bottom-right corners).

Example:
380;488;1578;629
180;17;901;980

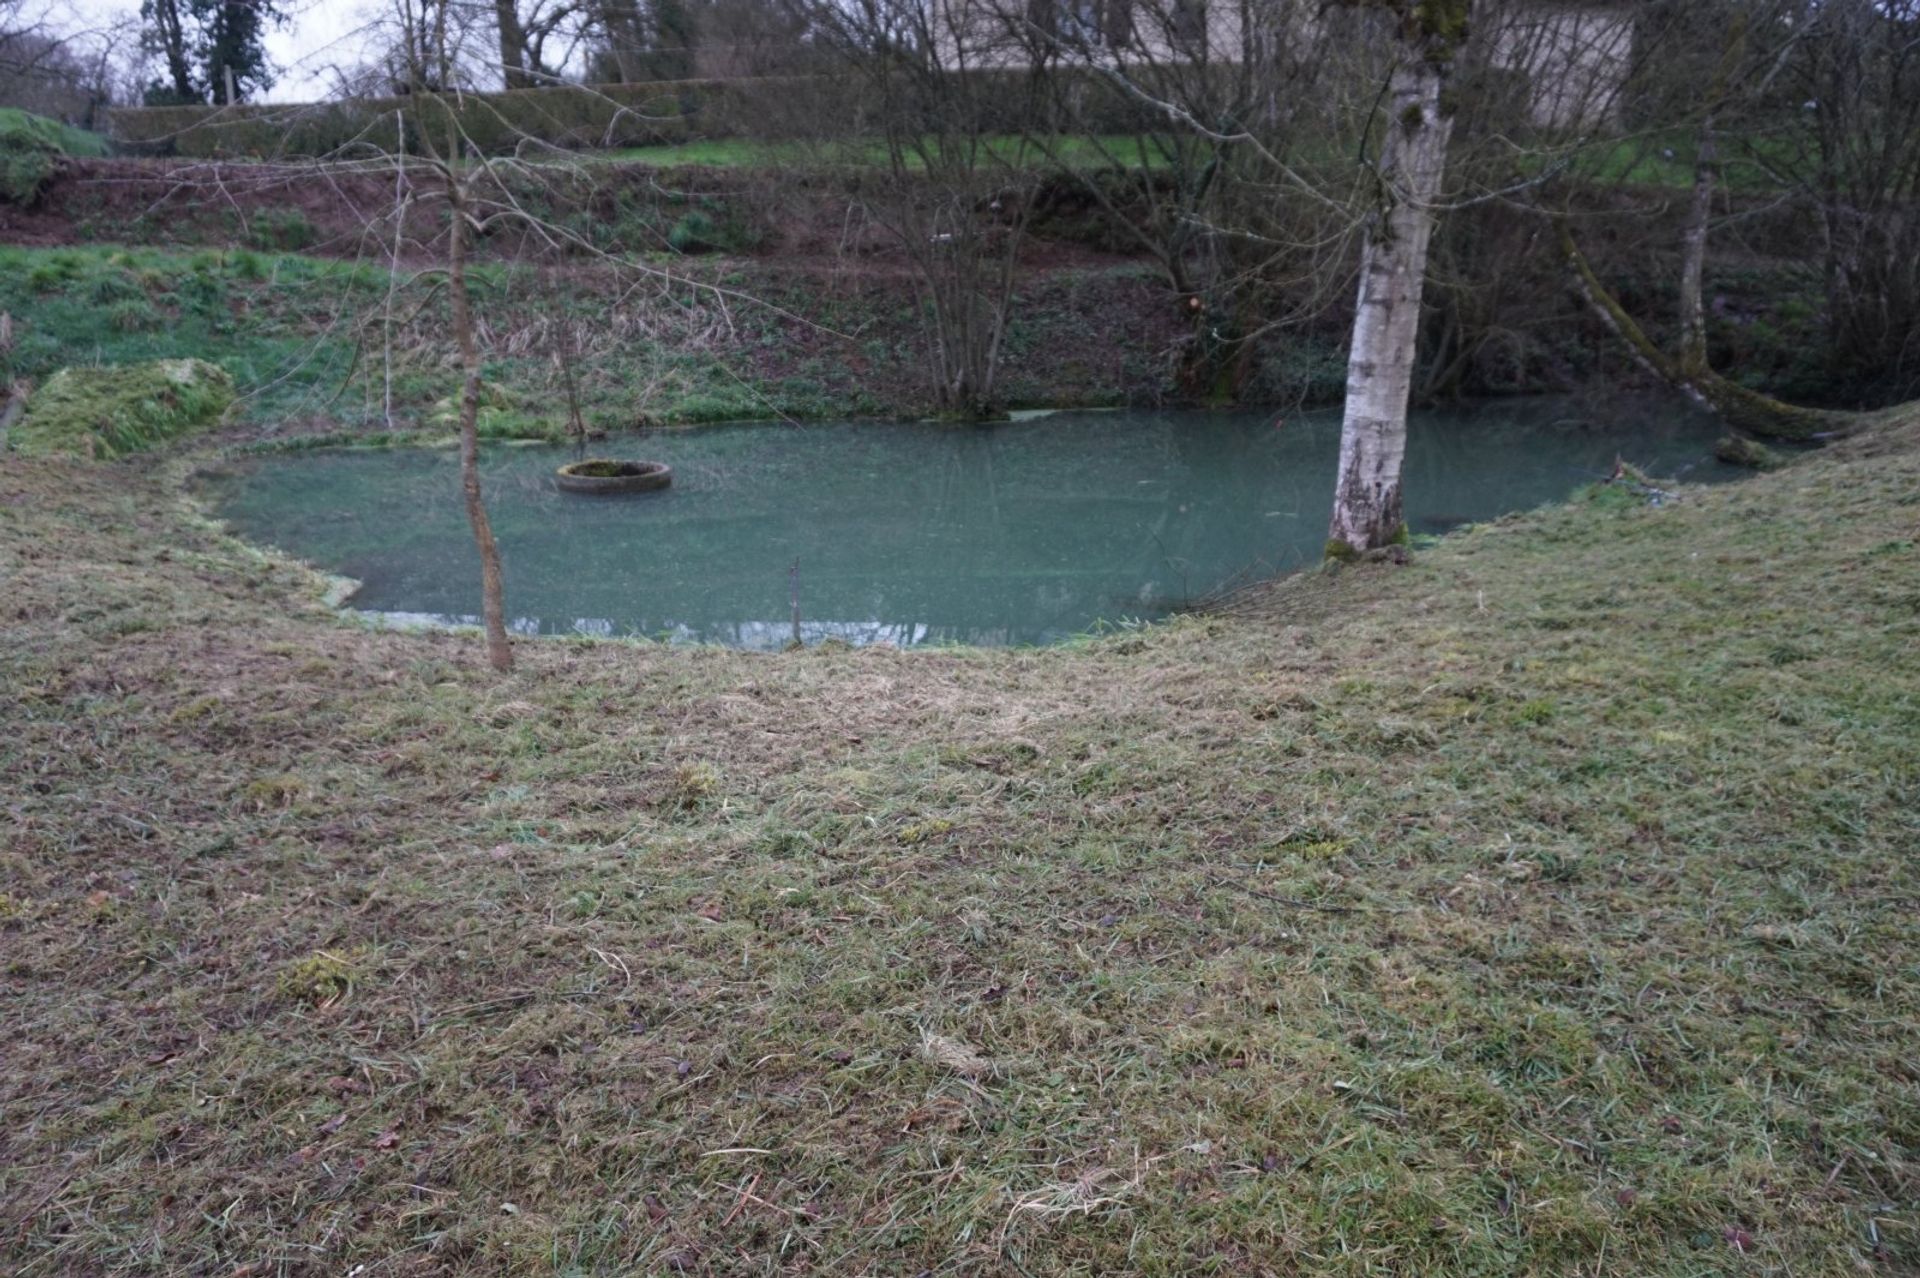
0;408;1915;1274
0;244;379;430
0;243;1175;439
592;133;1170;171
0;106;109;158
1559;129;1803;193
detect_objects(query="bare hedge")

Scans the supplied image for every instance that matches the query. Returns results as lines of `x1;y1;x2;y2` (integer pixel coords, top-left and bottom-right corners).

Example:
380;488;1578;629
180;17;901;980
104;73;1157;159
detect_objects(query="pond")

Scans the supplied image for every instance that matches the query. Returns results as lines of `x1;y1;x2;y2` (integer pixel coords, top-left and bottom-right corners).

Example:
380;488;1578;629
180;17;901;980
203;397;1737;649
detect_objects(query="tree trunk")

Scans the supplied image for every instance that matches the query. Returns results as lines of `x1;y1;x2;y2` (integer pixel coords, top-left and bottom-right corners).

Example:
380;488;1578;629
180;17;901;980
598;0;645;81
494;0;533;89
1677;116;1717;375
445;162;515;673
1326;53;1453;558
1556;221;1859;442
151;0;198;102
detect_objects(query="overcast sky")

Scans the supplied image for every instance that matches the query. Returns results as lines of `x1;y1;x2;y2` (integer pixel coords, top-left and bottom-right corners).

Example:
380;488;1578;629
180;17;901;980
263;0;381;99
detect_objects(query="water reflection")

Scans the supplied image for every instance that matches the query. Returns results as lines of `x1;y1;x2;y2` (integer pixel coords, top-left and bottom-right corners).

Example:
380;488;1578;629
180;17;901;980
206;398;1736;649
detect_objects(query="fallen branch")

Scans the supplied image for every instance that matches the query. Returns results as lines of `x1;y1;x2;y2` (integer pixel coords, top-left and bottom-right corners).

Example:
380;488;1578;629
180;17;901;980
1554;218;1859;443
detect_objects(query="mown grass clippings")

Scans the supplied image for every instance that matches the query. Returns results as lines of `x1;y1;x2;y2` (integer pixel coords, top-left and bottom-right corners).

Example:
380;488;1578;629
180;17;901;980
11;358;234;458
0;412;1916;1275
276;949;364;1006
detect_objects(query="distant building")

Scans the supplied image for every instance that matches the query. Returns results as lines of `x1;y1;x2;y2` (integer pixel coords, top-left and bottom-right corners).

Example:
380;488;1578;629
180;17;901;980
1492;2;1634;130
928;0;1635;131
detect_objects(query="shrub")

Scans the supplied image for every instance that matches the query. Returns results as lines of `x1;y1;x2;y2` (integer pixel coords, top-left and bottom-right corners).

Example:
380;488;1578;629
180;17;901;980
0;131;59;205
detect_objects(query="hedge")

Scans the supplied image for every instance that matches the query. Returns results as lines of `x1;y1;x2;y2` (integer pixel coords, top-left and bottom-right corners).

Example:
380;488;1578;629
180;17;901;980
107;78;841;159
104;73;1161;160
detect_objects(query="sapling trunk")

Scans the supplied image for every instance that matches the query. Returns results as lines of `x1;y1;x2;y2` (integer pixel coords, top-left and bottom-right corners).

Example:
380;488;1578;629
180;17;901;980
445;152;514;673
789;558;803;649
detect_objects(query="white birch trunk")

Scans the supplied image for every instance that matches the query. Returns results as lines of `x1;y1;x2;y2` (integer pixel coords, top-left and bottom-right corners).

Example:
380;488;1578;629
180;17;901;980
1327;57;1453;557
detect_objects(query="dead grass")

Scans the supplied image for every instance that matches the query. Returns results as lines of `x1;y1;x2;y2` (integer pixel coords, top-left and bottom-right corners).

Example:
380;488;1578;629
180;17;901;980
1;416;1917;1275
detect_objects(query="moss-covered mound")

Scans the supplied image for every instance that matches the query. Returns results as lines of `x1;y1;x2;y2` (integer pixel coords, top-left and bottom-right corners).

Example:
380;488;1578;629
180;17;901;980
11;359;235;458
1715;433;1786;470
0;108;107;205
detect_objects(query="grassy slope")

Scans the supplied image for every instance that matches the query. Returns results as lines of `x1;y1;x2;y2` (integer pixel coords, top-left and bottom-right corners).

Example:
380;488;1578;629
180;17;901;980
591;135;1173;171
0;107;110;158
0;244;1177;437
1;418;1917;1276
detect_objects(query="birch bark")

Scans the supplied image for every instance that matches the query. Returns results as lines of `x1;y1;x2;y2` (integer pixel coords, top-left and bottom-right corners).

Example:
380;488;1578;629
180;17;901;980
1327;49;1453;557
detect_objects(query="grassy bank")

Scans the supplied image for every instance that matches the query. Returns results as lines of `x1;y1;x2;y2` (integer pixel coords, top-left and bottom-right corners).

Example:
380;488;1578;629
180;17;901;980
1;408;1916;1274
592;134;1171;170
0;243;1187;438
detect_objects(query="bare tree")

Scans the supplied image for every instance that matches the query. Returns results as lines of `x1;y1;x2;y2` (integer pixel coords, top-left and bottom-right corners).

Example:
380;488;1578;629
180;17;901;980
1003;0;1364;398
392;0;517;671
1;1;135;126
1552;1;1863;439
802;0;1042;418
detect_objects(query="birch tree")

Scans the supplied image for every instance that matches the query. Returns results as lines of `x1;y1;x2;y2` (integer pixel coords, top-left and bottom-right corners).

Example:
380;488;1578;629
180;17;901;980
1324;1;1466;559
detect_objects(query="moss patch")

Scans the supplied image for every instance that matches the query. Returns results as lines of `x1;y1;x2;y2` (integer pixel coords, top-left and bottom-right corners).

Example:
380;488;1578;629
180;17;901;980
1715;433;1786;470
12;359;235;459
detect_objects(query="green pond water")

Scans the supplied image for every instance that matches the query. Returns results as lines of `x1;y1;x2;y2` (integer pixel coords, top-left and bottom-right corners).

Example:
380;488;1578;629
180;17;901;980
204;398;1737;649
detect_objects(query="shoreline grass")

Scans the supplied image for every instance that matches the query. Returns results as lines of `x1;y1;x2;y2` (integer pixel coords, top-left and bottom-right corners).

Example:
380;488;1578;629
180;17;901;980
1;414;1916;1275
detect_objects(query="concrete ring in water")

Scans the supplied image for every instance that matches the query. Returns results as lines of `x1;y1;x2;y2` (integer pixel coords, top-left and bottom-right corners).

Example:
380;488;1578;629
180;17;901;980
555;458;672;495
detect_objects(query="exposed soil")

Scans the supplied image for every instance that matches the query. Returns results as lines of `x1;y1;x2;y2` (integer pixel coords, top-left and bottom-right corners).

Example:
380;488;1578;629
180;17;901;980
0;155;1144;274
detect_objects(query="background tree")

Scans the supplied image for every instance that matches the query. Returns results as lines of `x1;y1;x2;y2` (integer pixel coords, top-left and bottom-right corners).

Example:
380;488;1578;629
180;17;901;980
1;0;133;127
140;0;198;103
139;0;285;105
1548;0;1869;438
203;0;284;102
493;0;535;87
797;0;1044;418
1772;0;1920;401
1006;0;1363;400
583;0;697;81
